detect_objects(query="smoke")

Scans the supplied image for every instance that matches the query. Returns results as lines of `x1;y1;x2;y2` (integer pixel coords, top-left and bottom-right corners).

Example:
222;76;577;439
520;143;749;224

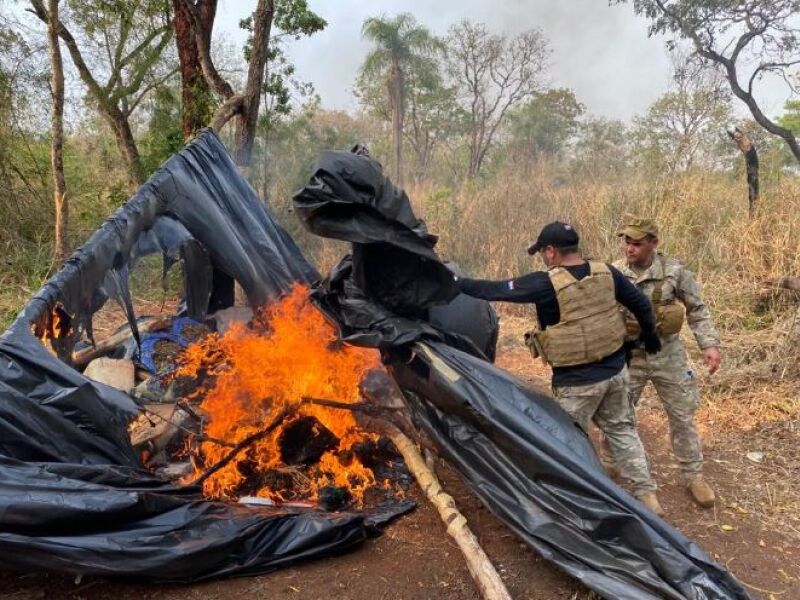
212;0;705;121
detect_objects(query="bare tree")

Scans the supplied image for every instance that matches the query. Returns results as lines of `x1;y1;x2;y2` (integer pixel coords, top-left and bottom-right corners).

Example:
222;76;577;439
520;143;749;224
30;0;175;189
632;53;732;173
616;0;800;165
445;21;549;178
45;0;68;263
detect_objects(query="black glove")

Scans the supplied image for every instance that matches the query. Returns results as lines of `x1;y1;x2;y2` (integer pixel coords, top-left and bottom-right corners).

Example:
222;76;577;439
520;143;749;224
639;330;662;355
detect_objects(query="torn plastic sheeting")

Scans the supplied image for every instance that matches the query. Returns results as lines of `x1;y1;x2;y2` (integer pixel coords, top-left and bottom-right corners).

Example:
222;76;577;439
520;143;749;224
7;129;318;346
311;255;494;360
293;150;459;315
0;130;410;582
0;457;371;583
294;150;499;360
387;341;752;600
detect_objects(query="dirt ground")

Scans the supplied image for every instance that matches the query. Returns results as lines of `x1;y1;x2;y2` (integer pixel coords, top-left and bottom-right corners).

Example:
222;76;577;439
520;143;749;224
2;338;799;599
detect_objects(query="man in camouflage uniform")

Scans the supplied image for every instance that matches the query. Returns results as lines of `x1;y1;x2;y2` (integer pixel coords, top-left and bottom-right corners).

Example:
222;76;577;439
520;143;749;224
613;216;721;508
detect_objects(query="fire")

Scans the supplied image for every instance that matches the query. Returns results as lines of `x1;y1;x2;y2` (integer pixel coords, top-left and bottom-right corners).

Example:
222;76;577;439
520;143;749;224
34;304;71;351
176;284;382;504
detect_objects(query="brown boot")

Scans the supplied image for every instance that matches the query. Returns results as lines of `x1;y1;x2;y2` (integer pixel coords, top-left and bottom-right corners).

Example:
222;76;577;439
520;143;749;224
636;491;665;517
687;477;715;508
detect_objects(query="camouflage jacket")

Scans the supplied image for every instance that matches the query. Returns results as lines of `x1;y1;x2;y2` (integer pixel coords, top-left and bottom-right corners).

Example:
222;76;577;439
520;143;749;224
613;253;720;349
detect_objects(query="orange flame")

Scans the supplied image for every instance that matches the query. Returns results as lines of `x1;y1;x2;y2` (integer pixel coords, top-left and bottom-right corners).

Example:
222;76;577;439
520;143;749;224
35;305;71;350
176;284;381;504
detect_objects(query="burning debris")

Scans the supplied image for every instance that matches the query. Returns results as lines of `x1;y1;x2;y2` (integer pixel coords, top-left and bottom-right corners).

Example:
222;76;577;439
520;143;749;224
69;284;412;512
172;285;407;508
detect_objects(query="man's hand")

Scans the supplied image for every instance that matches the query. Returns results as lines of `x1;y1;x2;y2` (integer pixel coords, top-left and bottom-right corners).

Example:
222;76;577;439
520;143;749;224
703;347;721;375
639;330;662;355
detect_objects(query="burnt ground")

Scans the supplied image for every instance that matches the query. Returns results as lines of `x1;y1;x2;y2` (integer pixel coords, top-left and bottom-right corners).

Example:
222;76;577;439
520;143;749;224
2;347;799;599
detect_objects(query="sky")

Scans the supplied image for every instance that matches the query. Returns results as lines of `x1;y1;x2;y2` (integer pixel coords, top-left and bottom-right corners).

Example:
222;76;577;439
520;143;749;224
214;0;793;123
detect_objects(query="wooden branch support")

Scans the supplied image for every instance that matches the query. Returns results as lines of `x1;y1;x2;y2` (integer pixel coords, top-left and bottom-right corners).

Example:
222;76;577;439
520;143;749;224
72;316;171;367
388;428;513;600
302;396;404;419
303;392;511;599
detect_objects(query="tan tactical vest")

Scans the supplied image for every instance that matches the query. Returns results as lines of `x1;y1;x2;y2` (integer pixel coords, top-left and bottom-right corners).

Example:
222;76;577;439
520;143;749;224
524;261;627;367
624;256;685;338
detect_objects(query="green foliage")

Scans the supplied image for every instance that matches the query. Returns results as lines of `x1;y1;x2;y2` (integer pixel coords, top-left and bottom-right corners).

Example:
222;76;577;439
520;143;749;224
355;40;464;181
507;88;585;158
778;100;800;134
360;13;442;75
274;0;327;39
240;0;326;134
65;0;174;106
630;85;732;173
572;116;630;175
139;85;184;176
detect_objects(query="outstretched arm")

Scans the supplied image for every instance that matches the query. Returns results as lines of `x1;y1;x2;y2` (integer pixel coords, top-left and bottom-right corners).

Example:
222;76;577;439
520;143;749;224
457;272;549;303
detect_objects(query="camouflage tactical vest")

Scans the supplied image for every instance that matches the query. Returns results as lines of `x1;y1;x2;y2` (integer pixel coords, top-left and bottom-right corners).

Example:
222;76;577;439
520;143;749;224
624;255;685;338
525;261;626;368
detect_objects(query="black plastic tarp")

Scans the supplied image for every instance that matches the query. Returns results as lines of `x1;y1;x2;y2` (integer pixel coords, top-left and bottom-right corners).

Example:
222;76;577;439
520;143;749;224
0;130;409;582
294;150;752;600
293;150;499;360
390;343;750;600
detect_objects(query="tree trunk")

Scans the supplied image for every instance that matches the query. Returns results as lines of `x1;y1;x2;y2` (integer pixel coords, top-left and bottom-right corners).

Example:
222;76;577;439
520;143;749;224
172;0;216;139
467;117;480;179
46;0;68;263
100;106;146;189
389;57;404;187
728;126;759;219
260;102;270;204
232;0;274;176
30;0;149;193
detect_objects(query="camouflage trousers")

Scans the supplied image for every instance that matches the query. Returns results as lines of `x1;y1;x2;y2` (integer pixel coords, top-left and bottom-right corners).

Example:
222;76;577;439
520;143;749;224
628;337;704;479
553;366;657;495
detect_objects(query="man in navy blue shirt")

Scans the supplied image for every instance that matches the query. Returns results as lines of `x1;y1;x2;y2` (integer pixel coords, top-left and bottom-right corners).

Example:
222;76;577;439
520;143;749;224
456;221;666;516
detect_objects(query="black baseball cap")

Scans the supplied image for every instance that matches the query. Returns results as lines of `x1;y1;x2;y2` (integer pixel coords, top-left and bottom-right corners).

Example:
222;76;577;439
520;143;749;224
527;221;580;255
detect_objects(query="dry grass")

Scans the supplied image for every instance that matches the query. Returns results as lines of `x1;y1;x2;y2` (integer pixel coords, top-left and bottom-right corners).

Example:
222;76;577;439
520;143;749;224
403;164;800;434
407;164;800;327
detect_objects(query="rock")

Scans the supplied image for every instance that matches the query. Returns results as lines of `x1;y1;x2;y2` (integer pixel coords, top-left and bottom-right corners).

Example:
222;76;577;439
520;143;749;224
207;306;254;334
130;375;169;403
84;357;135;391
746;451;765;463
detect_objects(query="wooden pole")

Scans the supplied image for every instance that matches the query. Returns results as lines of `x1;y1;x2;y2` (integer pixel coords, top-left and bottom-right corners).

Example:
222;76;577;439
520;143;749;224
304;388;512;600
387;427;513;600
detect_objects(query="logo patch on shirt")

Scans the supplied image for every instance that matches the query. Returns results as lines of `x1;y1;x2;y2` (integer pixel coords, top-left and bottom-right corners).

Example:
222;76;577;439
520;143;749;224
507;280;515;291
